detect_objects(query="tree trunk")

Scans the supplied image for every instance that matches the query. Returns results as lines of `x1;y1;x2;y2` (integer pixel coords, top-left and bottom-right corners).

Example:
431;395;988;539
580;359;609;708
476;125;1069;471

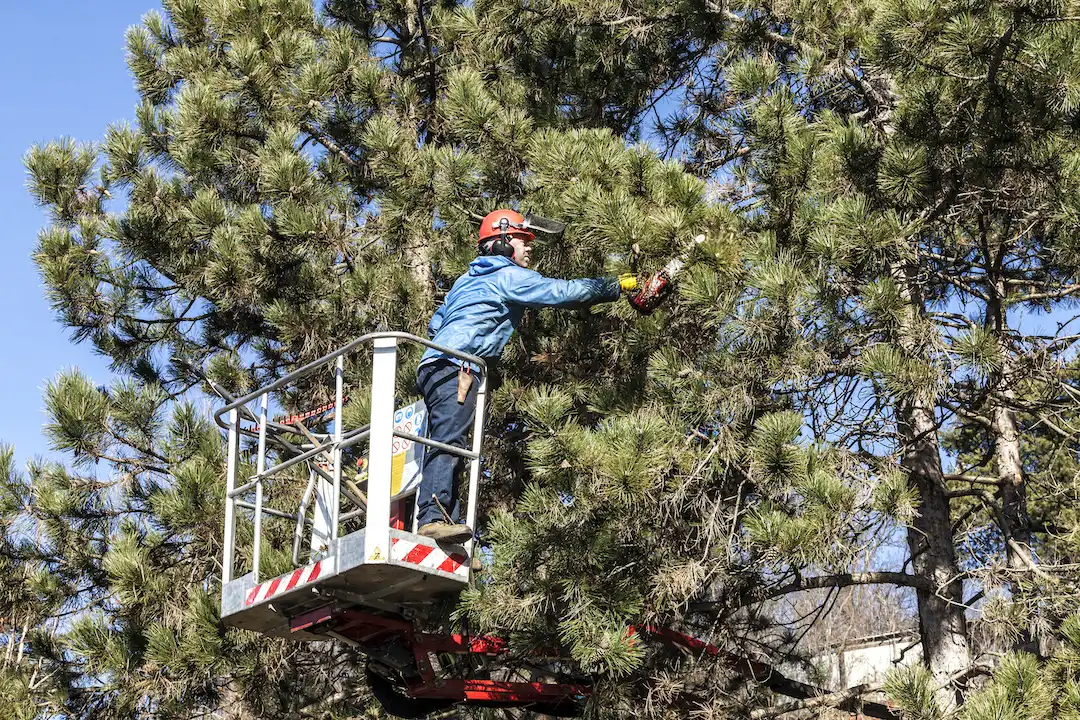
984;270;1034;577
992;396;1032;573
991;396;1041;652
403;230;433;303
985;265;1038;653
898;395;972;710
220;680;250;720
896;270;972;710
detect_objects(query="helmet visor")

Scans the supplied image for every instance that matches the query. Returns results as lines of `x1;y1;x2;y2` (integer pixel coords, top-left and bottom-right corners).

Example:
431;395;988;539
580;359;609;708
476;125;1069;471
522;214;566;241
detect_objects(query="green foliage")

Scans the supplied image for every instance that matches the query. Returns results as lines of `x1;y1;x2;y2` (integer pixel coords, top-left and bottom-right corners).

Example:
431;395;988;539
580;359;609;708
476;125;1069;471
938;615;1080;720
885;663;943;720
963;653;1054;720
952;327;1005;379
43;371;108;464
748;411;806;485
18;0;1080;717
872;464;919;524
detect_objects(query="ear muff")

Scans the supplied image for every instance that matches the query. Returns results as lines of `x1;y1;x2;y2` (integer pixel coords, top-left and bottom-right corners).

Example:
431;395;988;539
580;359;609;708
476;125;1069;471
478;236;516;258
488;236;515;258
479;217;520;259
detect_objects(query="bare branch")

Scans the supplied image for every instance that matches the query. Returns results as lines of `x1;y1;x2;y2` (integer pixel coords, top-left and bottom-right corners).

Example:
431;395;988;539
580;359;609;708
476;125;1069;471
1011;284;1080;303
694;572;931;611
300;123;360;168
751;682;885;719
939;400;993;429
944;473;1003;486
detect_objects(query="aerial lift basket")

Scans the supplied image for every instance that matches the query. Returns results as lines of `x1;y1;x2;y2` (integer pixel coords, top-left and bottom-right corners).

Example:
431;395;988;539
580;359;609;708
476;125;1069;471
214;332;487;638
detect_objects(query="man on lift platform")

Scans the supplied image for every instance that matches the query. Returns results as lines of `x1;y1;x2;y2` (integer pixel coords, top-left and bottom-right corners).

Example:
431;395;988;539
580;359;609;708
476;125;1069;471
415;209;639;542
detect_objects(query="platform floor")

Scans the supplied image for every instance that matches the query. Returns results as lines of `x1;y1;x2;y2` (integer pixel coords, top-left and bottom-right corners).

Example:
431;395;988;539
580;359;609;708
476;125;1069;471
221;529;469;638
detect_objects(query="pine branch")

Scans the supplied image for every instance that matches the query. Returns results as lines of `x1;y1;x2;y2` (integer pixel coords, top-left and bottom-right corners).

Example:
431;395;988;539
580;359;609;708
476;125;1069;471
943;473;1003;486
300;123;360;168
750;682;886;719
841;67;884;107
95;453;167;475
986;20;1017;92
738;652;899;720
945;487;989;499
702;2;791;46
925;269;991;301
1011;284;1080;303
939;399;993;429
602;15;650;27
970;488;1054;580
693;572;930;611
104;434;169;466
116;311;211;326
646;628;900;718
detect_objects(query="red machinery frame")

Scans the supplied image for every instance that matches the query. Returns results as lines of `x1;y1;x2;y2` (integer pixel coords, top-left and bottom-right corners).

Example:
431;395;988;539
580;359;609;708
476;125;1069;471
289;605;900;719
290;606;590;707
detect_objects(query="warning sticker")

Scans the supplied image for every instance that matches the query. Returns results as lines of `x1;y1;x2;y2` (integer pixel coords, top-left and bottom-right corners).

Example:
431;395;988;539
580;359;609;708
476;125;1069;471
369;546;384;561
359;400;427;499
390;401;426;497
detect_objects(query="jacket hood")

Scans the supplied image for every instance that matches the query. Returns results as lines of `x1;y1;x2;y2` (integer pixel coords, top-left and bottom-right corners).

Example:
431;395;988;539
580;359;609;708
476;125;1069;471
468;254;515;276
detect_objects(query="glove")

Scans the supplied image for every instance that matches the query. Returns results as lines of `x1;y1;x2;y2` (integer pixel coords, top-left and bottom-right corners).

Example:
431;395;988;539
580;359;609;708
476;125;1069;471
618;273;639;293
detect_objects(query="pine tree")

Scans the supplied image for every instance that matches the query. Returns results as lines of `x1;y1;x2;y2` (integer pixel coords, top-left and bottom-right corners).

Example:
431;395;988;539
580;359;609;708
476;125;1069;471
576;0;1080;710
17;0;745;717
887;612;1080;720
17;0;1080;718
477;0;1080;711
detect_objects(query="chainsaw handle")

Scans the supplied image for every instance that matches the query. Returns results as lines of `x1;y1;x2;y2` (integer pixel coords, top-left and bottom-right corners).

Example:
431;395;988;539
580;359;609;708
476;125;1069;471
625;232;704;314
627;270;672;314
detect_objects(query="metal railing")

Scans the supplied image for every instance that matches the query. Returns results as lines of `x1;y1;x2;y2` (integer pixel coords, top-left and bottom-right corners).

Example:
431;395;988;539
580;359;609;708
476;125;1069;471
215;332;488;585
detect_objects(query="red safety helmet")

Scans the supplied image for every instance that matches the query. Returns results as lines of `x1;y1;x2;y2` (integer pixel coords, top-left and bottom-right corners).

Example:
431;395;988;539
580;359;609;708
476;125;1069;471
478;209;536;245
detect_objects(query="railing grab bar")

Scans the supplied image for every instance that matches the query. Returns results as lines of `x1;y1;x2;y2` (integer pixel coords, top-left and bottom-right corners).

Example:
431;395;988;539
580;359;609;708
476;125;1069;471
393;430;479;461
212;332;486;429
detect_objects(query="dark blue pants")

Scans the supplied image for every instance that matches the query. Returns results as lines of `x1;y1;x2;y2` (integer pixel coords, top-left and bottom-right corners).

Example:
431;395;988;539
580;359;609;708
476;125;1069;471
416;359;478;527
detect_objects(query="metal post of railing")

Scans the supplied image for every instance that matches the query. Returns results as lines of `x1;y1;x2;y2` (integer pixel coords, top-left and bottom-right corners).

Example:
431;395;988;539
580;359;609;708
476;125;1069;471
464;374;488;561
332;355;344;540
292;467;317;567
253;393;269;582
365;337;397;563
222;408;239;583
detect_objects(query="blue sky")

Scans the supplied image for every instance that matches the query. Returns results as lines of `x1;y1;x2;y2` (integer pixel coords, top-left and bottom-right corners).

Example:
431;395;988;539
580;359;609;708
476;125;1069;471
1;2;155;466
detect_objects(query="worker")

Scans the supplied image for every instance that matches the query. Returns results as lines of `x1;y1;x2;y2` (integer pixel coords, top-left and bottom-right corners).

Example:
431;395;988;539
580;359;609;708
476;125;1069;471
415;209;638;542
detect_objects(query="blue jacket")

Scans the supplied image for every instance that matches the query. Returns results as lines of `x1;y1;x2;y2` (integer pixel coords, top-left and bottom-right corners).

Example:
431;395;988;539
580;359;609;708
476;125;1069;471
420;255;619;372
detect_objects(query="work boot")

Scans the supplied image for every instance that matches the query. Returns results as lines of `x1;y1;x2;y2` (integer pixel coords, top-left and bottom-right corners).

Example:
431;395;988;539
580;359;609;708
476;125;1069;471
417;521;473;544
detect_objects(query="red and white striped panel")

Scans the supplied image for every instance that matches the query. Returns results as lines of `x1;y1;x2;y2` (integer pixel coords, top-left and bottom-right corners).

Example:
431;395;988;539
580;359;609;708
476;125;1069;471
391;538;468;578
246;561;323;606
